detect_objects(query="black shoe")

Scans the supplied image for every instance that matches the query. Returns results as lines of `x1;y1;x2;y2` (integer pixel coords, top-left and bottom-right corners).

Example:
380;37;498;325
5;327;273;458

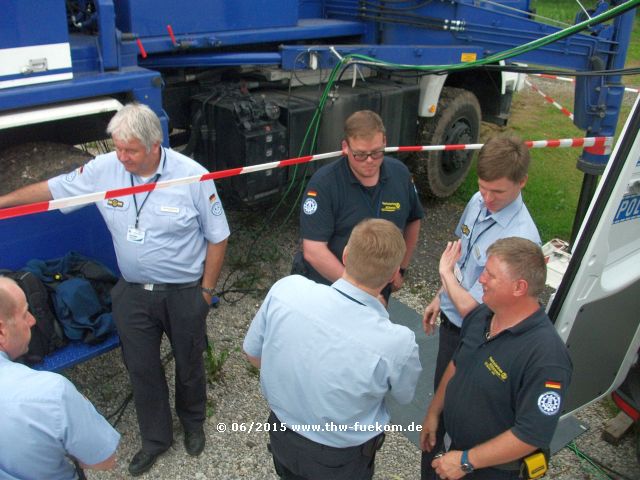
128;450;159;477
184;428;205;456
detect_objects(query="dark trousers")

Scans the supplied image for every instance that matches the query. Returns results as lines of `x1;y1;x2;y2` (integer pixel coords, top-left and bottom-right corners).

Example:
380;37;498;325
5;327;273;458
268;412;383;480
111;279;209;454
421;313;461;480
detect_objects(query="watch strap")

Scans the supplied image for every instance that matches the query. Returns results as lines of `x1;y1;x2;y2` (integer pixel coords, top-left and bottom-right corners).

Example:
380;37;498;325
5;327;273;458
461;450;474;472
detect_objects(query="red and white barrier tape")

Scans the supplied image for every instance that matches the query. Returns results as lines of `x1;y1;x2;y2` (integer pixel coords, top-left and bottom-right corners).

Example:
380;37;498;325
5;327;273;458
525;78;574;120
531;73;640;94
0;136;613;221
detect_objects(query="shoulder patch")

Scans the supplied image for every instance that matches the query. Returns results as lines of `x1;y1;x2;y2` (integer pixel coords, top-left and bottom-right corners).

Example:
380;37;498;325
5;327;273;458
303;198;318;215
211;202;223;216
537;391;561;416
65;165;85;183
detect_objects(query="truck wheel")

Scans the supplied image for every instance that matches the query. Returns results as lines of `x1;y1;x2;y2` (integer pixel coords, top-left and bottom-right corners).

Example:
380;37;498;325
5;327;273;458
409;87;481;198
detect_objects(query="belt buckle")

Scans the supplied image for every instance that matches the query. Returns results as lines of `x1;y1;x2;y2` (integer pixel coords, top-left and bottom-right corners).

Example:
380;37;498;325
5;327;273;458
143;283;154;291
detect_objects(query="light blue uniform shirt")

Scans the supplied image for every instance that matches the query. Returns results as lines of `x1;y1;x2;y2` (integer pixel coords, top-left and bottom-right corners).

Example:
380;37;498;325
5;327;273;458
440;192;540;327
49;147;230;283
0;352;120;480
244;276;422;448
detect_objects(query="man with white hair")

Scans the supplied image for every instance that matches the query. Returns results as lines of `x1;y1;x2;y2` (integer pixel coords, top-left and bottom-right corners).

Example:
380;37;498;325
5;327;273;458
0;103;230;476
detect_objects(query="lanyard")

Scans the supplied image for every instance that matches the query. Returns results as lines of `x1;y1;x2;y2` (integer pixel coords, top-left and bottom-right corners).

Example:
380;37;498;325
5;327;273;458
333;287;366;306
130;173;160;228
460;208;496;270
130;149;164;228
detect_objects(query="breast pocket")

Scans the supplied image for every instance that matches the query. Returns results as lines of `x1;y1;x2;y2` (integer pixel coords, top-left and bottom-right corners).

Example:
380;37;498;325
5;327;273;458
152;204;195;234
100;197;132;235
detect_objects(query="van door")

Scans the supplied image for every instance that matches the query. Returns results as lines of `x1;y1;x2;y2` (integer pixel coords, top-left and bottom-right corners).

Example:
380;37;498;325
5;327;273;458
548;95;640;416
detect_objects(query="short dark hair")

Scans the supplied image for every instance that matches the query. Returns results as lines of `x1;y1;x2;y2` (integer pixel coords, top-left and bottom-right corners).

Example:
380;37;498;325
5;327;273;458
487;237;546;297
477;136;530;182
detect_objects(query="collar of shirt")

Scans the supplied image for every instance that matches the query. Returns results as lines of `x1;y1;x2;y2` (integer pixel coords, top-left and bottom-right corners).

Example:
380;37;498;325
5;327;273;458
131;146;166;184
0;351;9;363
343;156;389;186
480;192;524;228
484;306;547;339
332;278;389;318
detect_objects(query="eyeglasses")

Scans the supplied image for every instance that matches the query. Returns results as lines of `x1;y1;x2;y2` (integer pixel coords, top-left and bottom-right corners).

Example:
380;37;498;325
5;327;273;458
349;148;386;162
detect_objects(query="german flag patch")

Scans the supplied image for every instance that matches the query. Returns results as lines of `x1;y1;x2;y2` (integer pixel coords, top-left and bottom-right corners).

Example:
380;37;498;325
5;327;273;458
544;380;562;390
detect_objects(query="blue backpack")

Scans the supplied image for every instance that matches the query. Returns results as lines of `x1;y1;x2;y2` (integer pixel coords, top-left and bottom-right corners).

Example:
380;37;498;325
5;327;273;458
25;252;118;345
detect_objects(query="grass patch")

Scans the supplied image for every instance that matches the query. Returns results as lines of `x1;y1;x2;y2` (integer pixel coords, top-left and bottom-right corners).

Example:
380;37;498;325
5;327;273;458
205;340;233;383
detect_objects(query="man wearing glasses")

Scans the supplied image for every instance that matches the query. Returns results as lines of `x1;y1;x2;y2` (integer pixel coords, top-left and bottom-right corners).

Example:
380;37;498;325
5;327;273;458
297;110;423;302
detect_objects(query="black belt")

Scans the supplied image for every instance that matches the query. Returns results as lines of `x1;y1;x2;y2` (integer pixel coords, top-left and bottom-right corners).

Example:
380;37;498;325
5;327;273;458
440;312;461;334
268;411;384;457
125;279;200;292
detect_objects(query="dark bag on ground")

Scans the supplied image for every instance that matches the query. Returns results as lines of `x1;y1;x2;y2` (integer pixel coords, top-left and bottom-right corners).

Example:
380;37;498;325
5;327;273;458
24;251;118;345
0;270;67;364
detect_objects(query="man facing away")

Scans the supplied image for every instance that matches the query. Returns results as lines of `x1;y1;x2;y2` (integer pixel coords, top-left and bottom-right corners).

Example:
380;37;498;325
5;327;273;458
298;110;423;302
0;277;120;479
421;237;572;479
245;218;422;479
421;136;541;478
0;103;230;476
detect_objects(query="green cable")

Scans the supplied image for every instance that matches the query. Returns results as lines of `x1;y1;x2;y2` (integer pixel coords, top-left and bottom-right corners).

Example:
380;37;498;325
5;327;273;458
566;441;614;480
342;0;640;73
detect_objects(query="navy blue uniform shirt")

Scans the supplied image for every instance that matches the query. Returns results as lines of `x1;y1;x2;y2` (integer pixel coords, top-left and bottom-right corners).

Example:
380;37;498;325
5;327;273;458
300;156;423;284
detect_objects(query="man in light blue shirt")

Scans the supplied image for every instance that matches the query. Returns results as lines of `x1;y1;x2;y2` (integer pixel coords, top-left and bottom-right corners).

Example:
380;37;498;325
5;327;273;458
0;103;230;476
244;219;421;480
0;277;120;479
420;136;540;480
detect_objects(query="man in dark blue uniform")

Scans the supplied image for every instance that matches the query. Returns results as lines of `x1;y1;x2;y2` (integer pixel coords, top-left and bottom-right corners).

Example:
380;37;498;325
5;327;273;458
298;110;423;300
420;237;572;479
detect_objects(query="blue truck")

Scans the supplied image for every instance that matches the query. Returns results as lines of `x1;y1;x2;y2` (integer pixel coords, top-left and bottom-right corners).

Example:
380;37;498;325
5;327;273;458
0;1;639;419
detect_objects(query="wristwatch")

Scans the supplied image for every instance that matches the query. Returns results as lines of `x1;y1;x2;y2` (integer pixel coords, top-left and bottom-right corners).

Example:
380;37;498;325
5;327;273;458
201;287;216;296
460;450;475;473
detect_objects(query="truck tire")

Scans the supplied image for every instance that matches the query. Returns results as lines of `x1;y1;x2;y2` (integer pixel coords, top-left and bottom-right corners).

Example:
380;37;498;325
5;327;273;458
409;87;481;198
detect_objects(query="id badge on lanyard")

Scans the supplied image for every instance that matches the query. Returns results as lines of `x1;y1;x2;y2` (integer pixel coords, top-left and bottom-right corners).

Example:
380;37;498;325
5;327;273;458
127;226;146;244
